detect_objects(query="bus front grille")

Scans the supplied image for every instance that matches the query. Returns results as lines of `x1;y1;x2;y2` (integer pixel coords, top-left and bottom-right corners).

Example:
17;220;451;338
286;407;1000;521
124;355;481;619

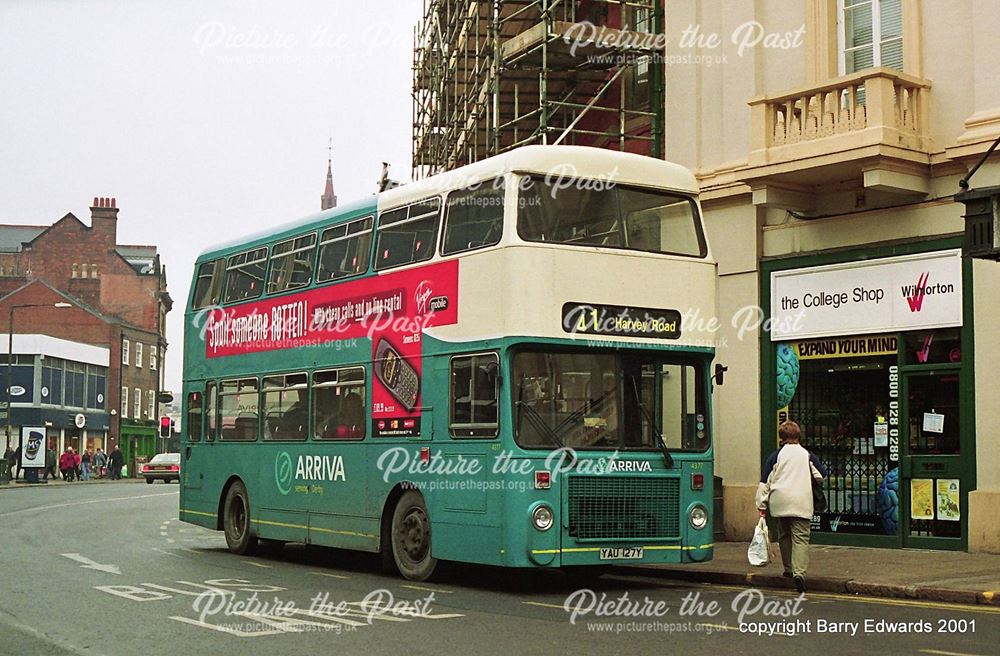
567;476;680;540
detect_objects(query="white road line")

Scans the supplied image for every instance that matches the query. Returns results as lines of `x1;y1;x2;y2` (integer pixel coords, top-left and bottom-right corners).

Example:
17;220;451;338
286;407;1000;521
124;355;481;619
309;571;350;579
61;553;121;575
244;560;272;568
920;650;988;656
166;538;176;544
0;491;178;517
151;548;184;558
402;584;454;594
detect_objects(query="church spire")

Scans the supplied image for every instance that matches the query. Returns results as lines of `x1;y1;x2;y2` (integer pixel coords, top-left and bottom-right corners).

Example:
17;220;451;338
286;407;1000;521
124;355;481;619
321;138;337;210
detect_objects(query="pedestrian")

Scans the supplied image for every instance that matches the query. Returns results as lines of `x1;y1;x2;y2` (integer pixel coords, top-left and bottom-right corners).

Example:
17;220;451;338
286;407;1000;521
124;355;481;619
74;448;82;480
59;447;76;482
109;445;124;480
756;420;827;594
81;449;92;481
94;448;107;479
3;445;13;480
13;444;22;480
43;444;57;481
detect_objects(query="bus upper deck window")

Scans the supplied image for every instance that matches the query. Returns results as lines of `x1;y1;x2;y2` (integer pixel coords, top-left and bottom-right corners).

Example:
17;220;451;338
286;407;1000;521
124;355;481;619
317;216;373;283
442;179;504;256
192;259;224;310
375;199;441;271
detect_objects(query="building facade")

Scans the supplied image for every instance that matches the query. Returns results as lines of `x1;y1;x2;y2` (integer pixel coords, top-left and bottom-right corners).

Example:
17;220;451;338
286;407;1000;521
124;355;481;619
0;198;171;470
663;0;1000;553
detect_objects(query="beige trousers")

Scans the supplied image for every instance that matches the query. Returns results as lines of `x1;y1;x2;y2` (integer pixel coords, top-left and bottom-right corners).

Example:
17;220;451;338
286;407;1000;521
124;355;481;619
777;517;811;577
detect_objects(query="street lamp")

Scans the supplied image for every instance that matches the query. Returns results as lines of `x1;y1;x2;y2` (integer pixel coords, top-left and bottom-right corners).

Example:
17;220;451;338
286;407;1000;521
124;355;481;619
5;302;73;454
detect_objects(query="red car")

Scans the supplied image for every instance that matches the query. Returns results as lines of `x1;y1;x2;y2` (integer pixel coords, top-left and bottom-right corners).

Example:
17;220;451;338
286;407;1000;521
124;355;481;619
142;453;180;484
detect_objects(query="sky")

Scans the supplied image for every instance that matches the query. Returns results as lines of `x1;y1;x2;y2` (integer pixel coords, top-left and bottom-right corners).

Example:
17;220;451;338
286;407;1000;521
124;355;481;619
0;0;424;394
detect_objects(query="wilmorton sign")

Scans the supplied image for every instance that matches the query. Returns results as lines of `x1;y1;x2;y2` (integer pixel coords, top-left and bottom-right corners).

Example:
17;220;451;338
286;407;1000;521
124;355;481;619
770;250;963;341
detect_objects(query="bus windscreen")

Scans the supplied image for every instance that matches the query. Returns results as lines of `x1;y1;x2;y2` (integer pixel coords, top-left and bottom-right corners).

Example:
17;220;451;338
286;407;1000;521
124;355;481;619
517;176;706;257
512;350;708;452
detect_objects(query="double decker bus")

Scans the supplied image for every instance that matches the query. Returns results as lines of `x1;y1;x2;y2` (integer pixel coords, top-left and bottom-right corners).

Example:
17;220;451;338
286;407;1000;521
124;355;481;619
180;145;718;581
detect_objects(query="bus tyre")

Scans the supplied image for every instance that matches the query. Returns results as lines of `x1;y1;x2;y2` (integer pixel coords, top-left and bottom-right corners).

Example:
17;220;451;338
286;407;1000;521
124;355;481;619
391;492;437;581
223;480;258;555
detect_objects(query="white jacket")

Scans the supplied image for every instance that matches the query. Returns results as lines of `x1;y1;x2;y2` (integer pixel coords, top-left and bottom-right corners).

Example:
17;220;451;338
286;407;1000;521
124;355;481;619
756;443;822;519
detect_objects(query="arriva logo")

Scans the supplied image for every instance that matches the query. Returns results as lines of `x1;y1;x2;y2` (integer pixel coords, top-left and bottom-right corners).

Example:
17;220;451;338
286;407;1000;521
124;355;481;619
275;451;293;495
276;451;347;495
607;461;653;473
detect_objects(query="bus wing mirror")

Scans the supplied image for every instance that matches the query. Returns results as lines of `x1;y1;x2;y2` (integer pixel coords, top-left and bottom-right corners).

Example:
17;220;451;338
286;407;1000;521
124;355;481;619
713;363;728;387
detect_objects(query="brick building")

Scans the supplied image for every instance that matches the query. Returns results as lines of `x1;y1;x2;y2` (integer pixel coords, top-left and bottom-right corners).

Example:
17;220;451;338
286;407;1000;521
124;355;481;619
0;197;170;469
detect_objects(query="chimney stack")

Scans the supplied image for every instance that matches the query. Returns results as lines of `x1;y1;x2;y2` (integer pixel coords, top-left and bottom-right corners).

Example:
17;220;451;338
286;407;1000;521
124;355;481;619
90;196;119;242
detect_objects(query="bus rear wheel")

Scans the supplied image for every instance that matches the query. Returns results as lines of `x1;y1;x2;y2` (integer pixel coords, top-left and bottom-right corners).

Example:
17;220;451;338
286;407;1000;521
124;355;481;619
223;480;258;555
391;492;437;581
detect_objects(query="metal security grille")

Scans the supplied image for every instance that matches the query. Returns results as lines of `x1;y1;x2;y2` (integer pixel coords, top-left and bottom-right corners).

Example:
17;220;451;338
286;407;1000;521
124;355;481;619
789;356;895;535
567;476;680;540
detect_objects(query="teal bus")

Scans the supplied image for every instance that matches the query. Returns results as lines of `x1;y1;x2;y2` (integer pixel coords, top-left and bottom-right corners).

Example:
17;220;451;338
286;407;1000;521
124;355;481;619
180;145;719;581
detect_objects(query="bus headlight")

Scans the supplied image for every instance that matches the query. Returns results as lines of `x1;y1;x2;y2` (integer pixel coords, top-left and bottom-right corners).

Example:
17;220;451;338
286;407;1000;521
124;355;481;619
689;505;708;530
531;505;554;531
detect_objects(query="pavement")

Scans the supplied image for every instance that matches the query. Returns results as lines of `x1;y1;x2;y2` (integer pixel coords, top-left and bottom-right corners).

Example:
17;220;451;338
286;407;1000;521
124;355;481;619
631;541;1000;607
0;475;146;489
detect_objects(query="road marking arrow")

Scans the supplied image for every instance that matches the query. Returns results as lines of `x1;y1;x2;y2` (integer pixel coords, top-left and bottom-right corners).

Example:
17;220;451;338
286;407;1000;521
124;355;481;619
61;553;121;575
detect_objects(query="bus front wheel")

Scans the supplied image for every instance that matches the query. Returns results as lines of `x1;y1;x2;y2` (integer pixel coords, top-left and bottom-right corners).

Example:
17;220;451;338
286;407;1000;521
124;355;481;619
391;492;437;581
223;480;258;555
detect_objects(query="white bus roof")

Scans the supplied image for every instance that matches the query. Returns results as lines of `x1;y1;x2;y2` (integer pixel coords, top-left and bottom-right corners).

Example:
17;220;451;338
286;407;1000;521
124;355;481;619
199;146;700;259
380;145;699;210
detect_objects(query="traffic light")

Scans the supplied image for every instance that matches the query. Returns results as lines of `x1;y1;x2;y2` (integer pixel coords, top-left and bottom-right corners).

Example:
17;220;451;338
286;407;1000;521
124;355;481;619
159;416;172;438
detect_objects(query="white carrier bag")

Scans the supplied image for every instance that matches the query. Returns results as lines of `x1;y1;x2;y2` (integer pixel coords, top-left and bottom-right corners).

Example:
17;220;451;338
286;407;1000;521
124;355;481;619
747;517;770;567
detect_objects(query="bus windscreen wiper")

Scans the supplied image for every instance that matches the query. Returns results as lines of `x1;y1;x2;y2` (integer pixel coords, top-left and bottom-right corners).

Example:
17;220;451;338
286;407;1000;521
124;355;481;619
630;378;674;469
516;376;566;450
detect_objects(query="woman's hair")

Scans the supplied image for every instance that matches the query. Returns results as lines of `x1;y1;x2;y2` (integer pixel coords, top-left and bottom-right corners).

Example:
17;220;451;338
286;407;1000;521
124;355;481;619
778;420;802;443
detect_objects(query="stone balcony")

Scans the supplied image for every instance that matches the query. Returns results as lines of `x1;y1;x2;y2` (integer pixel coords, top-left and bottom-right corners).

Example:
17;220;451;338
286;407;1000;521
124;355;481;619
741;67;933;212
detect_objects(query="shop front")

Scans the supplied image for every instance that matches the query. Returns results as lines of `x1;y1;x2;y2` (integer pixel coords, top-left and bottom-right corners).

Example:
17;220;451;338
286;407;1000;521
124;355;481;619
761;240;974;549
120;421;156;477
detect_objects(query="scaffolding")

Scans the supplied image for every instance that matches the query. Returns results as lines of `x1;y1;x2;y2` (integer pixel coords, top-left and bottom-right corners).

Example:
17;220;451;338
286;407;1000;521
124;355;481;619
412;0;664;179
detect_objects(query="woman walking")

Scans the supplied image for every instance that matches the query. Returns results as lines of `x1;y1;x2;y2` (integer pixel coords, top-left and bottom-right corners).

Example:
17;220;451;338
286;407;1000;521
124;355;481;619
756;420;827;593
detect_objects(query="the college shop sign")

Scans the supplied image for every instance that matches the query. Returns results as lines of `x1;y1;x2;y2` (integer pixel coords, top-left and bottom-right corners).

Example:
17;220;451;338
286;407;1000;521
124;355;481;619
770;250;963;341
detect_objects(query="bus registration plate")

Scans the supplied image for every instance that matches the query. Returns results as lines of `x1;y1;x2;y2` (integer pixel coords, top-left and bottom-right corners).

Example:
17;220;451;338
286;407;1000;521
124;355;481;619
599;547;643;560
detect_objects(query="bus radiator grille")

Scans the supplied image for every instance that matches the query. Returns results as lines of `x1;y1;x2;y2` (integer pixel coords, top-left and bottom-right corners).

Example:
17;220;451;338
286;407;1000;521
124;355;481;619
567;476;681;540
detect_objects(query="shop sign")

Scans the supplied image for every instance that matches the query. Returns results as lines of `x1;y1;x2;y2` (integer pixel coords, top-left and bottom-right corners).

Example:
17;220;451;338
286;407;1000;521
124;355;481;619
770;250;963;341
795;335;897;360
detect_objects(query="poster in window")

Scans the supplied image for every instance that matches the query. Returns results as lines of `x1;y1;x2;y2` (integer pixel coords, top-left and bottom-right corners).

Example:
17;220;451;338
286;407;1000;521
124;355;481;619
936;479;960;521
873;422;889;447
922;411;945;434
910;478;934;520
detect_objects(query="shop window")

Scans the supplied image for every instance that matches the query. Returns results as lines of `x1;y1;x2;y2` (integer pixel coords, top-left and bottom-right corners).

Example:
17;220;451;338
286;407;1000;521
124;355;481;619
780;336;899;536
904;328;961;365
